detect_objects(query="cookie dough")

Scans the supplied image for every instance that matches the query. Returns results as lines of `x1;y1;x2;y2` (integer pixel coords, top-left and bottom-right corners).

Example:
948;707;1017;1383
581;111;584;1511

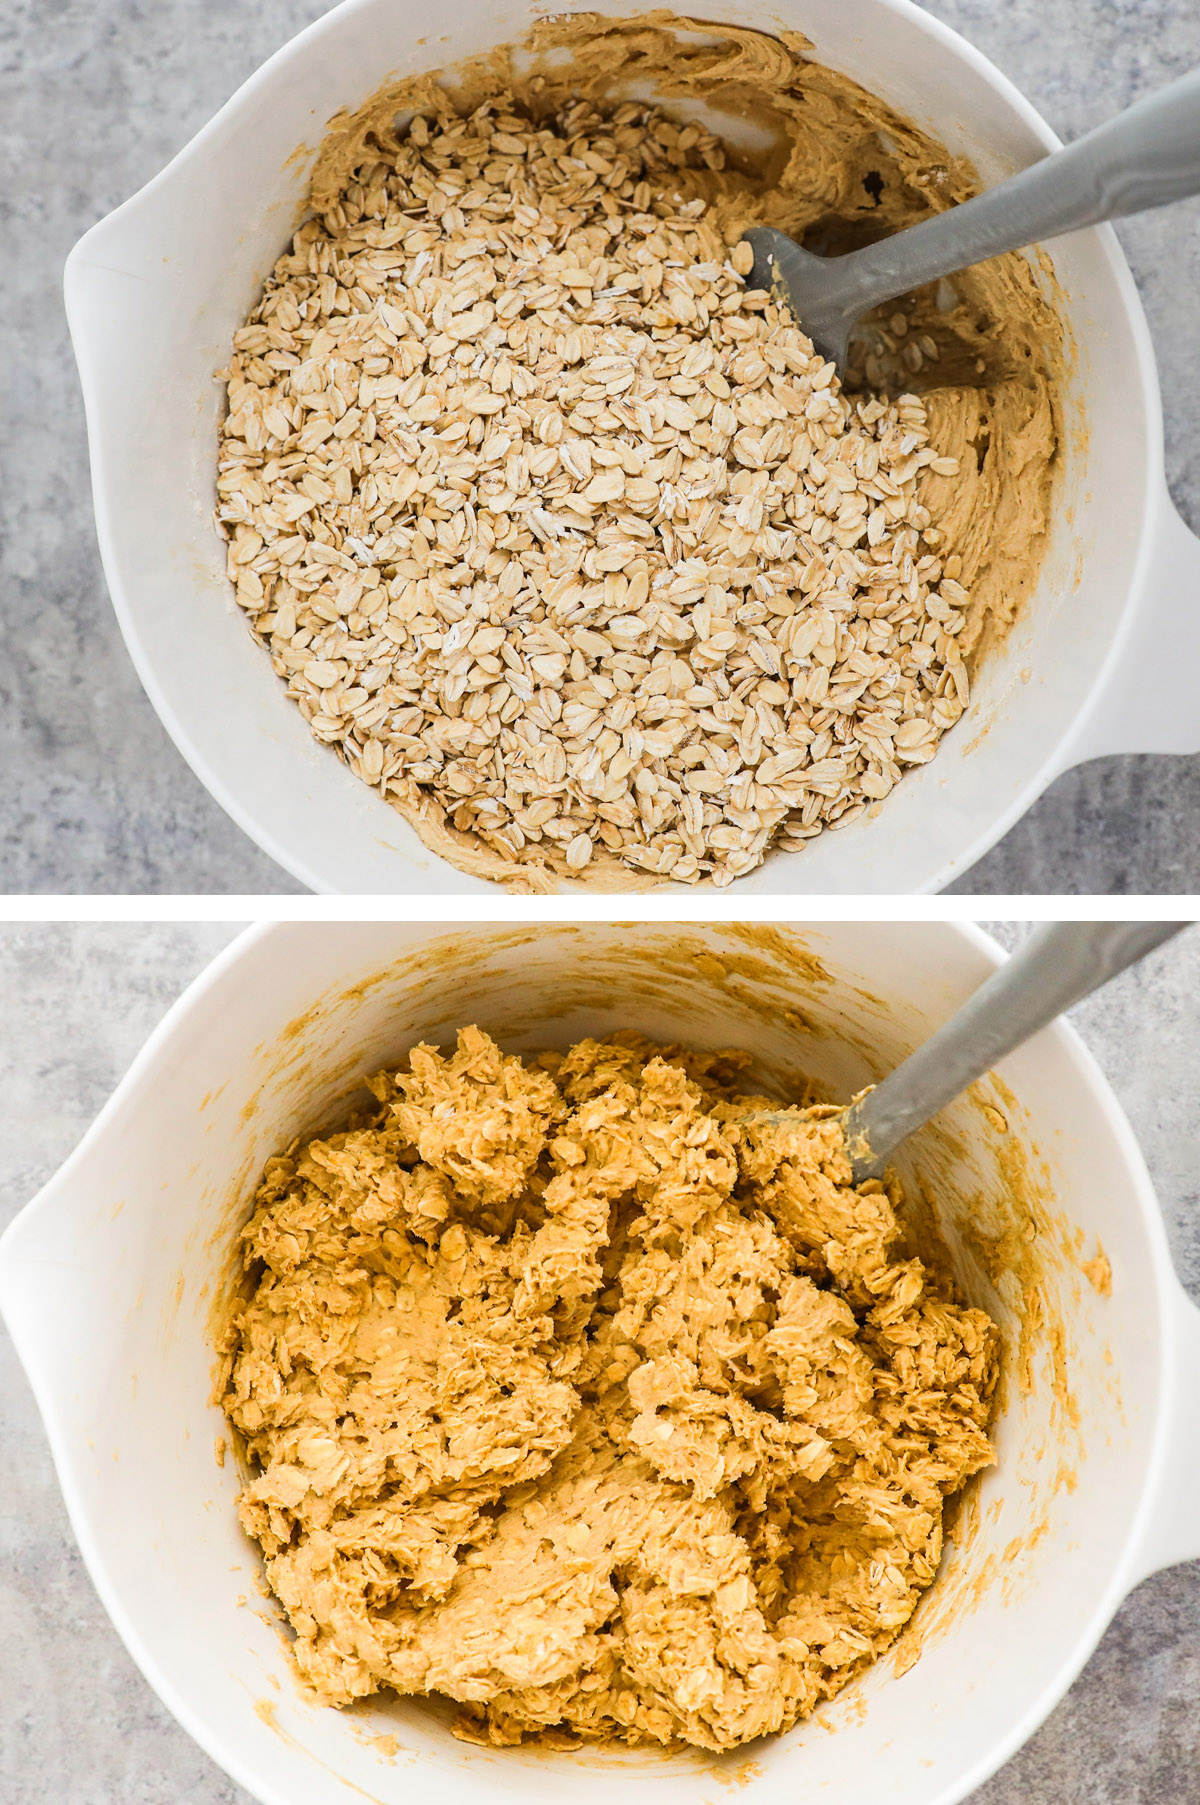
314;11;1064;665
219;1028;999;1750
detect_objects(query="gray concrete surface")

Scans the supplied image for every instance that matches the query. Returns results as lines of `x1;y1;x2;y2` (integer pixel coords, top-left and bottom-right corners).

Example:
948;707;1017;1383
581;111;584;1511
2;0;1200;895
2;920;1200;1801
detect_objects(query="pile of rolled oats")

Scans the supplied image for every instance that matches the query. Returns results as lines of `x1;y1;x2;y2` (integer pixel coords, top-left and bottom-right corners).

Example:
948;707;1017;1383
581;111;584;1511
217;95;965;886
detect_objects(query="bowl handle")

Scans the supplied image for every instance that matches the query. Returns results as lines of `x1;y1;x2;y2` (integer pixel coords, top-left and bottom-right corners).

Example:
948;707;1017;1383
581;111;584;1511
1054;487;1200;769
1126;1273;1200;1584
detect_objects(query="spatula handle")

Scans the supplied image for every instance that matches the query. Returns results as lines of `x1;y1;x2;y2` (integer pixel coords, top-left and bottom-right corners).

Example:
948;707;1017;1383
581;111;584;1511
845;922;1188;1182
822;67;1200;327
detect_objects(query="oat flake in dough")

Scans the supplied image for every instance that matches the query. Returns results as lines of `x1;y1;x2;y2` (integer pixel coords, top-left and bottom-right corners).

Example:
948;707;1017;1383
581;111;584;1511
219;1028;999;1750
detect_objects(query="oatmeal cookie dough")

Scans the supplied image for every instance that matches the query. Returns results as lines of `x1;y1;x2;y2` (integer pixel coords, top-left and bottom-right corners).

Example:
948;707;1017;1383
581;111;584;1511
219;1028;999;1750
312;10;1063;660
217;15;1062;890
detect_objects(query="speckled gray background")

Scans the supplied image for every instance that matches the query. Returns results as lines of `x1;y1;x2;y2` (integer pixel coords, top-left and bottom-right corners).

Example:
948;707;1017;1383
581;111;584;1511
2;919;1199;1801
2;0;1200;895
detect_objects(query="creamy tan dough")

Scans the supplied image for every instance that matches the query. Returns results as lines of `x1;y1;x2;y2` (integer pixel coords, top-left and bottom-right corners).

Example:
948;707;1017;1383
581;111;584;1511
219;1028;999;1750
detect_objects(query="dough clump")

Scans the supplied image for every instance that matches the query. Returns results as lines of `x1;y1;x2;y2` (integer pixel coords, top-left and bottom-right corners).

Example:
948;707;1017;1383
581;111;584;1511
220;1028;999;1750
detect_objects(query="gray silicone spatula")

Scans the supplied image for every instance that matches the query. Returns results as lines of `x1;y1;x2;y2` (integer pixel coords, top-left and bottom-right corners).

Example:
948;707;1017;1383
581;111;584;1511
806;922;1188;1183
743;68;1200;370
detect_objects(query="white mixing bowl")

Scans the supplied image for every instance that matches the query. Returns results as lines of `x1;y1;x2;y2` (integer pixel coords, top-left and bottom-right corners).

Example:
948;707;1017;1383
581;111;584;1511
2;920;1199;1805
64;0;1200;894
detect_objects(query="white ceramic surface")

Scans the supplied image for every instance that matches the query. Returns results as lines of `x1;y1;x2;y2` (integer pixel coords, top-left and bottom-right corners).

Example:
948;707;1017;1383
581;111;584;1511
64;0;1200;895
3;920;1200;1805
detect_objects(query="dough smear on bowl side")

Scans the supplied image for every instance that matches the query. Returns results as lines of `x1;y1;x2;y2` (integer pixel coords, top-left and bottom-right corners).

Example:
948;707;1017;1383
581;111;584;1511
215;13;1063;891
217;1027;1000;1750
